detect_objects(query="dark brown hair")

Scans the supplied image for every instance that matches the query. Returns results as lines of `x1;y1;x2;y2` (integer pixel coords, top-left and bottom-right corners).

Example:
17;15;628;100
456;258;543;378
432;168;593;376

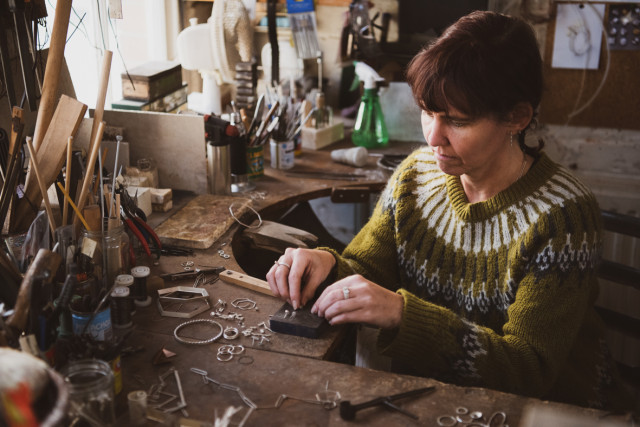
406;11;543;152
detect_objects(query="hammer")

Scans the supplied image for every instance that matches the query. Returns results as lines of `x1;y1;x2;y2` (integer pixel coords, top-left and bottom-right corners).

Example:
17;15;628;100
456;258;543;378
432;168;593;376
339;386;436;421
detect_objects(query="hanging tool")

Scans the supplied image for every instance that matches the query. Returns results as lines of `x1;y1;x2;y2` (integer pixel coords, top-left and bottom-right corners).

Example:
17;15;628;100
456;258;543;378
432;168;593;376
286;0;320;60
339;386;436;421
8;0;38;111
267;0;279;84
0;107;24;228
0;8;18;111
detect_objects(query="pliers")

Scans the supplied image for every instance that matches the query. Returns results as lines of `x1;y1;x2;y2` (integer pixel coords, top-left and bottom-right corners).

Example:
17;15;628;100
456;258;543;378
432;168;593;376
122;211;162;259
117;184;162;259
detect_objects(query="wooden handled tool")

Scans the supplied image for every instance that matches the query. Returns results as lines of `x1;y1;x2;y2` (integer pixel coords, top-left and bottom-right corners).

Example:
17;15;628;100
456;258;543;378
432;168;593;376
62;136;73;226
73;121;105;232
6;249;62;335
25;137;57;237
219;270;273;296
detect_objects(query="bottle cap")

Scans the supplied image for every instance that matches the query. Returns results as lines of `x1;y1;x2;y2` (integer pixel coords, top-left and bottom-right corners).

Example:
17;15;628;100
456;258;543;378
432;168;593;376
111;286;130;298
131;266;151;279
115;274;134;286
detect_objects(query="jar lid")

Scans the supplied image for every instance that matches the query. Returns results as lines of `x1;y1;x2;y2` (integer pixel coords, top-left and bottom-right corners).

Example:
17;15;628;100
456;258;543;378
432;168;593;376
111;286;130;298
131;266;151;278
115;274;134;286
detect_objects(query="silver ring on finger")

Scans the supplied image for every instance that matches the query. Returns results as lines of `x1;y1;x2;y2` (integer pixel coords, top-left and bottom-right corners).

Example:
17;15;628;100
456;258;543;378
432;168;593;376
275;260;291;269
342;287;350;300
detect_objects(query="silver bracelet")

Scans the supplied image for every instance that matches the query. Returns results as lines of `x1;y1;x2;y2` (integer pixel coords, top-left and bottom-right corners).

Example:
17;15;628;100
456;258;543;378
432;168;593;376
174;319;223;345
229;202;263;229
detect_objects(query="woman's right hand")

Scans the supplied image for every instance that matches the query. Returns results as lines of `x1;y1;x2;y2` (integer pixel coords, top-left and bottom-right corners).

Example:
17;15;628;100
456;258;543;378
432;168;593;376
265;247;336;310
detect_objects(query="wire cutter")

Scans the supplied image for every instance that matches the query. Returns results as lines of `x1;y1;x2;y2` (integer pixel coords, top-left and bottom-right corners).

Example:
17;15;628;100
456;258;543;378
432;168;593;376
119;187;162;259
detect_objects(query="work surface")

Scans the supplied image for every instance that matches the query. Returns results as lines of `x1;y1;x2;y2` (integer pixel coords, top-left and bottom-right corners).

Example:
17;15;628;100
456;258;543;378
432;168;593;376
118;143;628;426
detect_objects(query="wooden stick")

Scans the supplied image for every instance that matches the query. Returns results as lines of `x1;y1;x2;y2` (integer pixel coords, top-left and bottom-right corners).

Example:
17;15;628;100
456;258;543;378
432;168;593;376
32;0;73;152
89;50;113;156
219;270;274;296
73;121;105;230
25;137;57;237
62;136;73;226
56;182;91;231
108;193;120;231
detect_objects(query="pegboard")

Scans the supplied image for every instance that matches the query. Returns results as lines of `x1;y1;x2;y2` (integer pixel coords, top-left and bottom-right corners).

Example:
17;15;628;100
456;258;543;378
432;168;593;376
539;3;640;130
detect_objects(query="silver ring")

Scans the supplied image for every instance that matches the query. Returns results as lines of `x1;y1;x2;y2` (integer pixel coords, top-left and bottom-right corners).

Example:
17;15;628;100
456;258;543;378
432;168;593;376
217;352;234;362
437;415;457;427
223;327;239;340
342;287;350;300
275;260;291;269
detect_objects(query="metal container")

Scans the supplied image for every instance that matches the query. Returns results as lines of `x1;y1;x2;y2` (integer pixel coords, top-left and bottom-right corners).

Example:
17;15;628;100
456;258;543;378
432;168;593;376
207;141;230;195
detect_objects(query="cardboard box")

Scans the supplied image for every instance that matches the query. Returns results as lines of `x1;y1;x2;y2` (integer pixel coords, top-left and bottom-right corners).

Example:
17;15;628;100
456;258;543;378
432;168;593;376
112;84;188;113
121;61;183;101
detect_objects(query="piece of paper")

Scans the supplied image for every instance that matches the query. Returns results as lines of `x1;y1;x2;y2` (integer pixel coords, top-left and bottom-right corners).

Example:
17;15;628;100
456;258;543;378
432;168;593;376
551;3;606;70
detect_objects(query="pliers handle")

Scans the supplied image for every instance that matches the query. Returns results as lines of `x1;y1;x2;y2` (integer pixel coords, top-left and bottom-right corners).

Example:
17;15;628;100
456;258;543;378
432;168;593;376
123;216;153;258
131;215;163;258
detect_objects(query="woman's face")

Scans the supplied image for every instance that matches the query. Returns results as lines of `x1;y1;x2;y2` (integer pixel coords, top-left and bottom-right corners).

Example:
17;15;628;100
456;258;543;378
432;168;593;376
421;108;510;178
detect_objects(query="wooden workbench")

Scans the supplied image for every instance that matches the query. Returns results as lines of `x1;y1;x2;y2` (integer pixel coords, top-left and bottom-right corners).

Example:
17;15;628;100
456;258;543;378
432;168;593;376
142;143;409;360
116;143;628;426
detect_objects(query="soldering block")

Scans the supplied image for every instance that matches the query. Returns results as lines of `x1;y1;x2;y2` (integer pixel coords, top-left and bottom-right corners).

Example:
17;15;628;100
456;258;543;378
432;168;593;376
269;302;329;339
301;121;344;150
152;199;173;213
126;186;153;218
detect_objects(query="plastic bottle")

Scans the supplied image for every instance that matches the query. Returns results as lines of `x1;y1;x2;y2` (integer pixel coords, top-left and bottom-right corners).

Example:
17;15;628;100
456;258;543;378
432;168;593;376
351;61;389;148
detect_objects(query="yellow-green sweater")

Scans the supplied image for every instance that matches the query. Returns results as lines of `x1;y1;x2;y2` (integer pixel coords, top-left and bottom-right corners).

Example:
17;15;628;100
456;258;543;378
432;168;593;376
323;147;631;410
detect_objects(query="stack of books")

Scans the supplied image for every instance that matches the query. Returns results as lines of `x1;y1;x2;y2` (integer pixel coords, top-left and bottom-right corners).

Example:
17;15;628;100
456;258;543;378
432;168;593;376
112;61;187;112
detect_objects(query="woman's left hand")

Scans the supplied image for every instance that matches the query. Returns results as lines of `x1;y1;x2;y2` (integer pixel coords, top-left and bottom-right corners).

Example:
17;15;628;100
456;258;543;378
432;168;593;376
311;274;404;329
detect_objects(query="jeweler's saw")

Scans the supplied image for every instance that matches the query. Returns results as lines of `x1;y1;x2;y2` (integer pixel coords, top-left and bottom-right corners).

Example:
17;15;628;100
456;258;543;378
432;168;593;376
220;270;328;338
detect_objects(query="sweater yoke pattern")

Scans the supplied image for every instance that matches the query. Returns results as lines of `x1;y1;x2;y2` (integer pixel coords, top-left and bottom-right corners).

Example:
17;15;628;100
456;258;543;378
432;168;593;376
379;149;599;321
376;148;603;387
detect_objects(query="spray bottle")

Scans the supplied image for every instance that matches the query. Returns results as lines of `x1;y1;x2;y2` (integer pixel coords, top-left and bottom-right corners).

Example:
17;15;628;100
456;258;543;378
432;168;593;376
351;61;388;148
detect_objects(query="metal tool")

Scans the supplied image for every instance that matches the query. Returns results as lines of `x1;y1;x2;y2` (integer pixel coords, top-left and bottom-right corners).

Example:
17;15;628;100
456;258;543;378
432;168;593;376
159;267;225;282
339;386;436;421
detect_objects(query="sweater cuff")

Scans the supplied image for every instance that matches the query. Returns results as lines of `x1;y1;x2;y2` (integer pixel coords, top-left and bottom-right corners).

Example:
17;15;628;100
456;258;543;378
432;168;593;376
316;247;358;281
378;289;454;367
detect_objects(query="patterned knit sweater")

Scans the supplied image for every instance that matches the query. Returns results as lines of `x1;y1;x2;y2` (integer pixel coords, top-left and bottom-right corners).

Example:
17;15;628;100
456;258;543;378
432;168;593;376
322;147;631;410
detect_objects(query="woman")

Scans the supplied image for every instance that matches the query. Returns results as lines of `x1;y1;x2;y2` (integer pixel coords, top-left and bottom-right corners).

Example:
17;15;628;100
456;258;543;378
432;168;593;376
266;11;632;410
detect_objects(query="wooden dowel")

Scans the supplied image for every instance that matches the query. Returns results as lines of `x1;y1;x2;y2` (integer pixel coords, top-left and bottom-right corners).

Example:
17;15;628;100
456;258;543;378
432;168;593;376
74;121;105;230
56;182;91;231
25;137;57;238
62;136;73;226
89;50;113;156
32;0;73;152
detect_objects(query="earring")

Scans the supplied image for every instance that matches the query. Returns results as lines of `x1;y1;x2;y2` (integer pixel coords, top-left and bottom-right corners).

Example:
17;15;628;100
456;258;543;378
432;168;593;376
509;132;514;148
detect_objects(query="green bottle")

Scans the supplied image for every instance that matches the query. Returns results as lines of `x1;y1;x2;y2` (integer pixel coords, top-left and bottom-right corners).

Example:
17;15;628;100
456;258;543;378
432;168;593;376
351;61;389;148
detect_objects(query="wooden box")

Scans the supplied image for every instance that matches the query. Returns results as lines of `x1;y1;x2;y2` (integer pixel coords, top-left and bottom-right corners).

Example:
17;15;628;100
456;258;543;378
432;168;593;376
121;61;183;101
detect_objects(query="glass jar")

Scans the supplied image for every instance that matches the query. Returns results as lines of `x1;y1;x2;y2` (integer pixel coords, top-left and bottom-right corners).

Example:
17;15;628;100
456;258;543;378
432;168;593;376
62;359;116;426
77;223;130;287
